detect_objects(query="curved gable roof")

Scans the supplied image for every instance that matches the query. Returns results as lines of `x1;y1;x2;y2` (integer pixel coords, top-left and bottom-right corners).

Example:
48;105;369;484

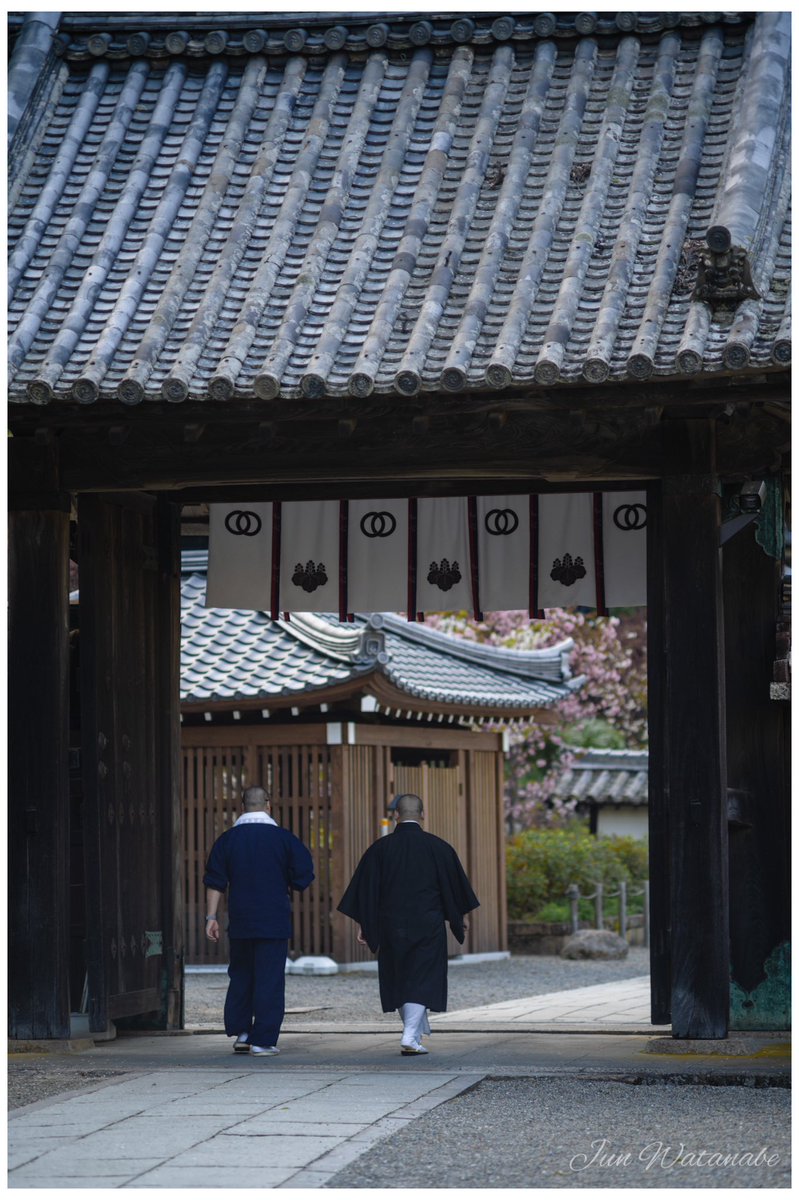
180;567;580;714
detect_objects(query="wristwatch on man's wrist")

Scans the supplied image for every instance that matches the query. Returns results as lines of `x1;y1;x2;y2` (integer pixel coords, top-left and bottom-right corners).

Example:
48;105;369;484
205;914;218;921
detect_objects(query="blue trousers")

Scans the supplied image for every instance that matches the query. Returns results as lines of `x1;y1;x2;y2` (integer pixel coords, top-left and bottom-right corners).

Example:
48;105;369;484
224;938;288;1047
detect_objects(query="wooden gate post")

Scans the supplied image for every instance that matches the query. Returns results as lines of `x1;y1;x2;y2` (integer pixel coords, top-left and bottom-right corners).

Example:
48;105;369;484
78;494;180;1032
646;480;671;1025
660;419;729;1038
723;510;790;1027
156;496;184;1028
9;499;72;1039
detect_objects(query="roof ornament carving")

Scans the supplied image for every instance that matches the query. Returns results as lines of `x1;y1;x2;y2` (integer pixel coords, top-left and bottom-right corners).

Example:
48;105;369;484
694;12;790;310
275;611;381;665
694;244;759;306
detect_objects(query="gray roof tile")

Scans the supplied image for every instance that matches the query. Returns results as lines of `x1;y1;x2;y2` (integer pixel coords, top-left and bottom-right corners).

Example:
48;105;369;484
553;748;649;807
9;13;789;405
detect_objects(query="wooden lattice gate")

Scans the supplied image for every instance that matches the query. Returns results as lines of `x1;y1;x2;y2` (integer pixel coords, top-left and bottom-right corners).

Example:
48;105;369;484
182;727;333;965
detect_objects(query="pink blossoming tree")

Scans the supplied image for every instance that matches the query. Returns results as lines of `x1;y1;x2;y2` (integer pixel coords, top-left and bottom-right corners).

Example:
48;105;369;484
427;609;647;829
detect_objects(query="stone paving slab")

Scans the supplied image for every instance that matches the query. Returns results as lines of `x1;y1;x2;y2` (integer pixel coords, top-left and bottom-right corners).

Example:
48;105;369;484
8;1067;480;1190
126;1165;301;1188
431;975;669;1029
164;1132;347;1169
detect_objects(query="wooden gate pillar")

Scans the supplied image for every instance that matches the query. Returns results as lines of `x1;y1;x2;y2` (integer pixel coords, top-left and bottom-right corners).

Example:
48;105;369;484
78;493;183;1033
156;497;184;1029
724;511;790;1028
9;498;72;1039
646;480;670;1026
655;419;730;1037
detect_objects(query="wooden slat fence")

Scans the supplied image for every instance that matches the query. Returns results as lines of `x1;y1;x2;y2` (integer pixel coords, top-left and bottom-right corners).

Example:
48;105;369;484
465;750;502;954
182;729;332;965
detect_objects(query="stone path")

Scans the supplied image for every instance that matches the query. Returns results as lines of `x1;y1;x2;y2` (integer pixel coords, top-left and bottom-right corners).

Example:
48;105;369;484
431;975;668;1031
9;1068;480;1189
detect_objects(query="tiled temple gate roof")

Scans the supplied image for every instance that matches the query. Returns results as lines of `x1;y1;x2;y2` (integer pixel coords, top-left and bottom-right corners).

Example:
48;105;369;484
8;11;790;406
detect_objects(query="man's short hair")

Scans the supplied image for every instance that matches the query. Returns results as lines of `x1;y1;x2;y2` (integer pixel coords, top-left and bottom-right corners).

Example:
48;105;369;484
395;793;423;819
242;785;271;809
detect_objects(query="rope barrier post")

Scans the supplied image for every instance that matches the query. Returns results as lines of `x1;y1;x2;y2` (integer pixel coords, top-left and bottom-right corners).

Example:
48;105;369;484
619;879;627;940
566;883;580;934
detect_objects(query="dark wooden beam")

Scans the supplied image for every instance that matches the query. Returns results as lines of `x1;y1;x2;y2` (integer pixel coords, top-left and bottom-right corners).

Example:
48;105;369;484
176;478;649;507
661;419;729;1038
9;504;71;1039
14;403;787;494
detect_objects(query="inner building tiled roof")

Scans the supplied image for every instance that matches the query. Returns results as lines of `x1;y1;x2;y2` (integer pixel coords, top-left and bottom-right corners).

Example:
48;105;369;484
180;564;581;715
552;748;650;808
8;11;790;406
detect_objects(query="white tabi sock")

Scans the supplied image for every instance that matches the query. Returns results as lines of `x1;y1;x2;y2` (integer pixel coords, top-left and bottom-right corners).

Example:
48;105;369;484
399;1002;431;1044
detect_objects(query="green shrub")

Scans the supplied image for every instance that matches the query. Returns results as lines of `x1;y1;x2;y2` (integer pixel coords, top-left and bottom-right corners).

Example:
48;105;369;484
607;834;649;881
506;826;649;922
529;900;572;923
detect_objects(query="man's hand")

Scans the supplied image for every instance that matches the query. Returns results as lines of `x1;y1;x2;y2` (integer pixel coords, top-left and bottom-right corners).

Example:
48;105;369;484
356;927;367;946
462;918;470;933
206;918;220;943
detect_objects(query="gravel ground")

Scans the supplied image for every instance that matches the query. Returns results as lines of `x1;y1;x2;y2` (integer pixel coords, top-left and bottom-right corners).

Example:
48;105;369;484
186;948;653;1026
327;1077;791;1189
7;1059;130;1112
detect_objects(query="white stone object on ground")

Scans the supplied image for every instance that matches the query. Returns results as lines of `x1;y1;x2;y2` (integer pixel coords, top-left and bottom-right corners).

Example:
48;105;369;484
288;956;339;975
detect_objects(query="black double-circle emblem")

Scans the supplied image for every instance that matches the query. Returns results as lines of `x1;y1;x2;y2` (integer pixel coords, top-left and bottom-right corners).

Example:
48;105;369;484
360;511;397;538
484;508;519;536
612;503;647;532
224;510;262;537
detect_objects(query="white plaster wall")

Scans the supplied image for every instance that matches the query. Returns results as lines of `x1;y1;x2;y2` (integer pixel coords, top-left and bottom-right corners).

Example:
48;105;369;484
596;807;648;840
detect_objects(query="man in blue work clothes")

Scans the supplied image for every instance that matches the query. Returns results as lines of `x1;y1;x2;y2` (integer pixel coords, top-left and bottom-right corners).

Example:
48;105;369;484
204;785;314;1057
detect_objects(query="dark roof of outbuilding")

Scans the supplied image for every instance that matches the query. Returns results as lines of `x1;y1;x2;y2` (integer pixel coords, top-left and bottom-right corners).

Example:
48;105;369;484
8;11;790;406
180;559;579;713
553;747;649;807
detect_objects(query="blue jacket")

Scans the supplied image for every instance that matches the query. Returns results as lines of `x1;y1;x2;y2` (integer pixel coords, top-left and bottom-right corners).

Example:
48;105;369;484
203;823;314;939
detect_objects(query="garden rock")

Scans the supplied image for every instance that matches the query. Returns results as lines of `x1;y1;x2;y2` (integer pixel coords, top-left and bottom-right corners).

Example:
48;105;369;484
559;929;629;959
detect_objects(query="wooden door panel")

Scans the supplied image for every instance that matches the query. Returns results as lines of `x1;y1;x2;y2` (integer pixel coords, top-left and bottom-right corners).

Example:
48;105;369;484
79;496;177;1029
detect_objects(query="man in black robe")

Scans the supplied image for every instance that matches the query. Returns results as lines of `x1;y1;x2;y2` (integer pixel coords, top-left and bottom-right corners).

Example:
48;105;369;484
337;793;479;1055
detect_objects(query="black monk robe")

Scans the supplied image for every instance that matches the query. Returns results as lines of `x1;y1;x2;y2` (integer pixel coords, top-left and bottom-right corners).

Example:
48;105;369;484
337;821;479;1013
